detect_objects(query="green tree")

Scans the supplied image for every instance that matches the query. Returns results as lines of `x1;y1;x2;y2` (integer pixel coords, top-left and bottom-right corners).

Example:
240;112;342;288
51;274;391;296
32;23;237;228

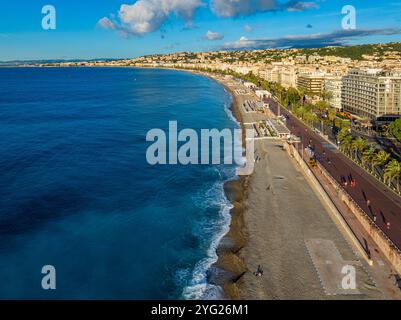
285;87;301;106
315;101;329;115
388;118;401;141
320;90;334;102
362;147;376;172
304;111;318;126
327;107;337;122
384;160;401;192
351;137;368;161
337;127;351;144
340;135;354;156
372;151;391;177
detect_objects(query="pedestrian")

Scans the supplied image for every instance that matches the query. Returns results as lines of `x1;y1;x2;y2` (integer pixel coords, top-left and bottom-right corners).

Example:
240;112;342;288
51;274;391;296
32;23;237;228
254;265;264;277
367;200;371;207
373;215;377;223
387;222;391;230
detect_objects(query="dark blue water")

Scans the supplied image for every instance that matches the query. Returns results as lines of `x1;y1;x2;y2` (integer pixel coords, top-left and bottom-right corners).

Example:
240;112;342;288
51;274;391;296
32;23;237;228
0;67;238;299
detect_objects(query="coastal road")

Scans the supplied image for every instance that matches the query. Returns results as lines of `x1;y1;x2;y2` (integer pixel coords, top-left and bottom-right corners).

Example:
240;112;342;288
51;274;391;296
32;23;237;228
267;98;401;251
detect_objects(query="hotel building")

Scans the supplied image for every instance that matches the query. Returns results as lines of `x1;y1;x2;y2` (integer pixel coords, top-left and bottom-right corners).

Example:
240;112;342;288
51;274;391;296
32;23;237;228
342;69;401;120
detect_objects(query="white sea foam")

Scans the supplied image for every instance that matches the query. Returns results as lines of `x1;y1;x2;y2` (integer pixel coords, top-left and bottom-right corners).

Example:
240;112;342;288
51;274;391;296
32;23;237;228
182;188;233;300
182;100;242;300
181;82;245;300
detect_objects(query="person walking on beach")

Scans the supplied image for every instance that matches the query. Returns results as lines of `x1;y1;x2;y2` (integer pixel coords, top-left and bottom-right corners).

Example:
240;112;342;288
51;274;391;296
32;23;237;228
254;265;264;277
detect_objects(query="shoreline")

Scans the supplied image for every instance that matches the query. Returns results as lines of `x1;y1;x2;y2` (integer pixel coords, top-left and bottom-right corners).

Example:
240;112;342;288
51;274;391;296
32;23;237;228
210;82;249;300
190;71;250;299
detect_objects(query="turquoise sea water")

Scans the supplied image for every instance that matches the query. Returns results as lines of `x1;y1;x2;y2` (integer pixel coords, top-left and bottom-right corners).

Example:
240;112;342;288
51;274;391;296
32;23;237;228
0;67;239;299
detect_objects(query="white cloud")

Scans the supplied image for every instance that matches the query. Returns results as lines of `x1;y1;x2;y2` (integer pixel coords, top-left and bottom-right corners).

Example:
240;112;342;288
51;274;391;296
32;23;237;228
204;30;224;40
211;0;255;17
99;0;319;37
244;24;253;32
210;0;318;18
224;36;257;49
285;1;319;12
98;0;204;36
97;17;117;30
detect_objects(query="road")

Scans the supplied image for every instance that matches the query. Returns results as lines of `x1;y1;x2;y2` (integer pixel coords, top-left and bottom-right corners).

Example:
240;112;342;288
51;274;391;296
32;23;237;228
267;98;401;251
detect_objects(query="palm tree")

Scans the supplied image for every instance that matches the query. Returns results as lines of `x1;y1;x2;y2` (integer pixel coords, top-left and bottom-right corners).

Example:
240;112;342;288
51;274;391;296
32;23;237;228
337;127;351;144
351;137;368;162
315;101;329;115
321;89;334;102
372;150;391;178
327;107;337;122
294;105;305;119
362;147;376;172
384;160;401;192
298;88;306;105
340;135;354;156
304;111;318;126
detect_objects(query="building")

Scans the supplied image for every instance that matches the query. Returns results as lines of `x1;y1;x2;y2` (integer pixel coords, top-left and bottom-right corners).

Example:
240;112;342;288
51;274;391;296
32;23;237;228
297;73;325;95
342;69;401;120
259;67;279;83
243;82;257;89
324;76;343;111
255;90;271;99
278;67;297;88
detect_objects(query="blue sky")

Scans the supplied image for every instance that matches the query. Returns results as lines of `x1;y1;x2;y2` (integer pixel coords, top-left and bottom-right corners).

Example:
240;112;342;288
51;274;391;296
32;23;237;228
0;0;400;61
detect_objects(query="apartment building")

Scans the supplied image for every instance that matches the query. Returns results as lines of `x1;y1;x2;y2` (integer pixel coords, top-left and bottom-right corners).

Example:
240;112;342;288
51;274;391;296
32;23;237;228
342;69;401;120
324;76;343;111
278;66;297;88
259;66;279;83
296;73;325;95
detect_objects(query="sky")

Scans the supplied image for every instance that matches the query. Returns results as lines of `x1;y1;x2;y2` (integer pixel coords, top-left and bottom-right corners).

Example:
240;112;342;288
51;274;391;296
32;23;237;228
0;0;400;61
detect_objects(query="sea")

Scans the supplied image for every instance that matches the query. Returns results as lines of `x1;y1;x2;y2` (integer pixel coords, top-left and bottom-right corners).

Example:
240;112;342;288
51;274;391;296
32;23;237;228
0;67;240;299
